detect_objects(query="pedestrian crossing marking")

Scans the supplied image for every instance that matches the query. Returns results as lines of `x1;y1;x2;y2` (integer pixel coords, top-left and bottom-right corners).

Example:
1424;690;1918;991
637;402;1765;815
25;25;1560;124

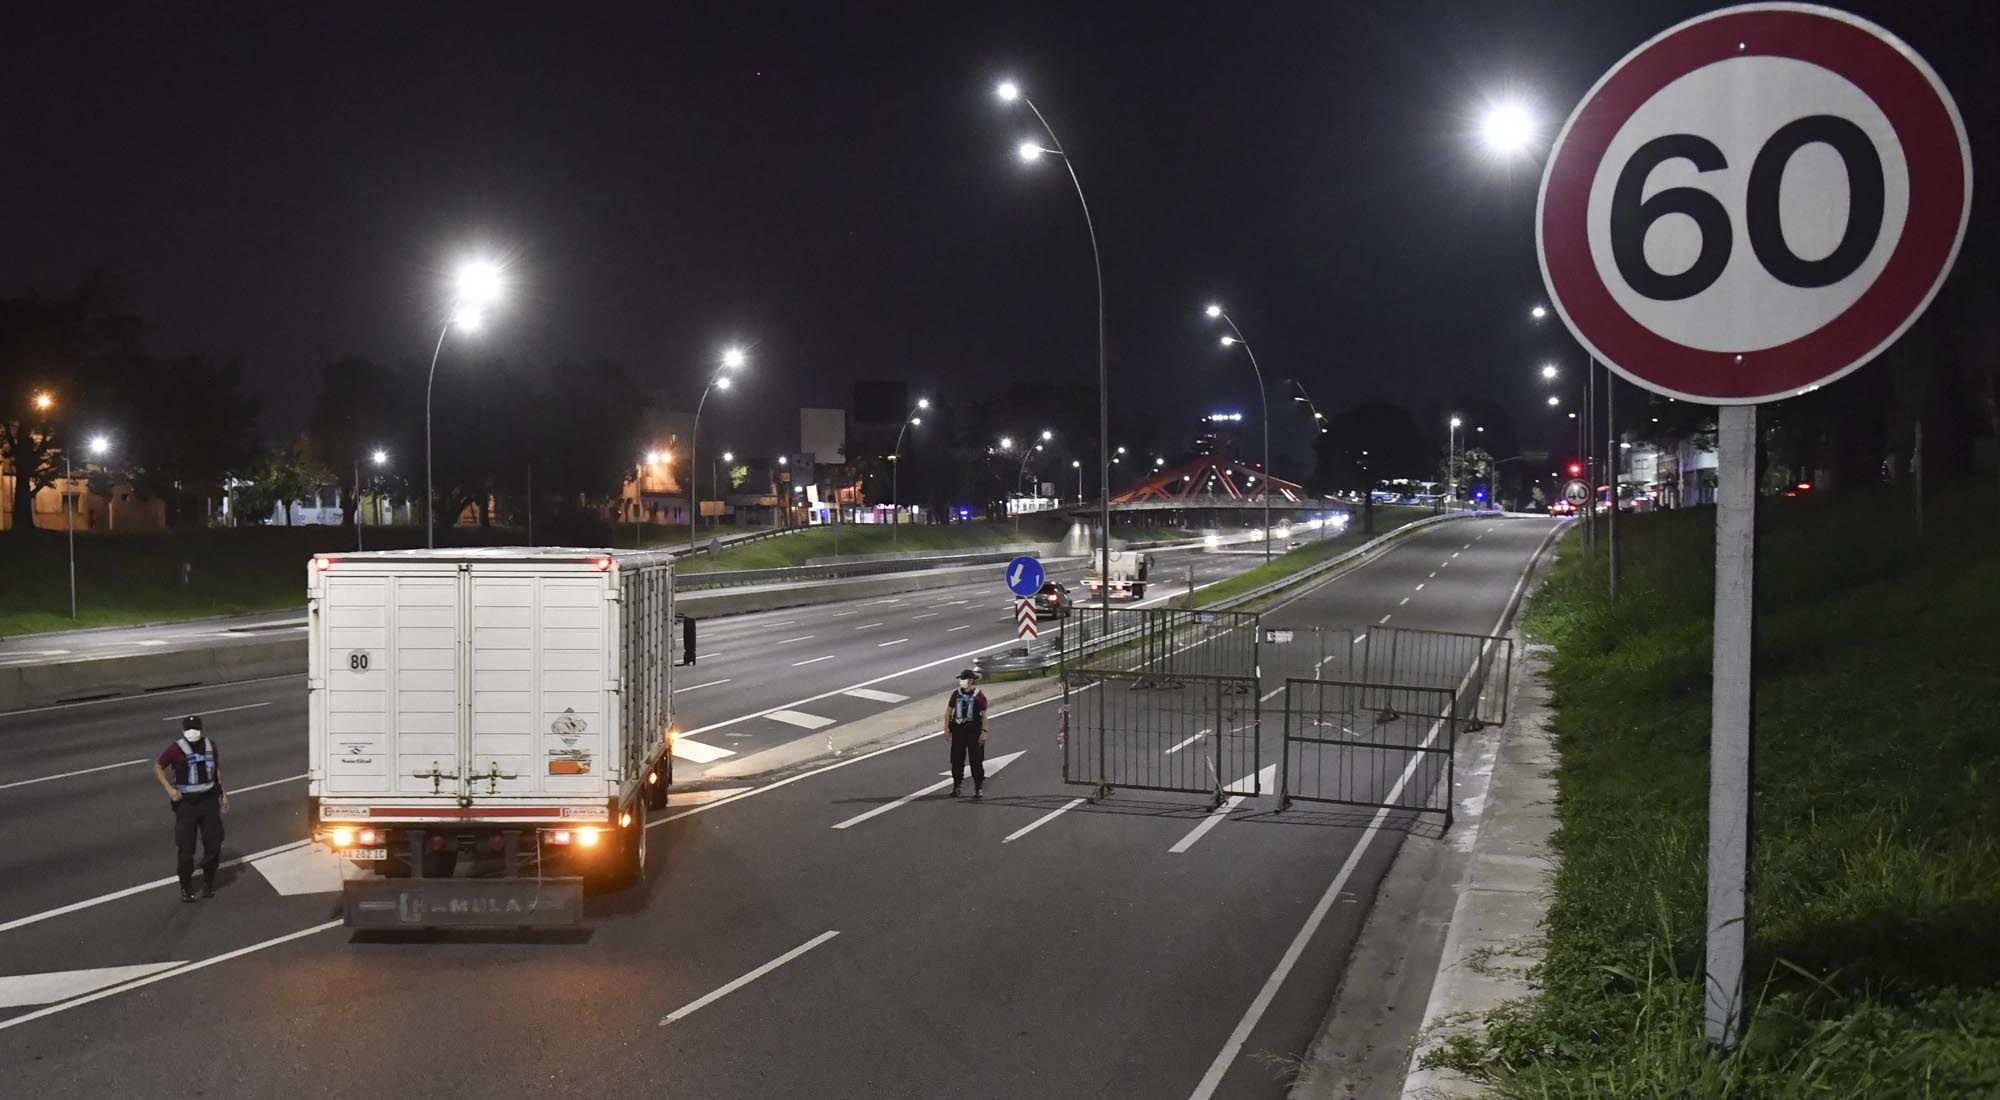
671;738;738;763
843;688;908;704
767;710;836;730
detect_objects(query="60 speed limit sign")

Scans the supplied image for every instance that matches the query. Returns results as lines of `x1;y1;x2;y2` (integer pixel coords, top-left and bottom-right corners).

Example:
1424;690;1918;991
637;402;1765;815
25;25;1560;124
1538;4;1972;404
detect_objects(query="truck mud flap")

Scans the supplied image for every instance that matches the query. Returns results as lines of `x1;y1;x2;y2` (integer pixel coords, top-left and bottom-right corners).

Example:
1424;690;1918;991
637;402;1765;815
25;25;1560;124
343;877;585;929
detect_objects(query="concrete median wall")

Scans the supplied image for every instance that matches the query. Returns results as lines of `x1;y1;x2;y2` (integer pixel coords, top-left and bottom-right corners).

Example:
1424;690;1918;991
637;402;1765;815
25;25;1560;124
0;638;307;713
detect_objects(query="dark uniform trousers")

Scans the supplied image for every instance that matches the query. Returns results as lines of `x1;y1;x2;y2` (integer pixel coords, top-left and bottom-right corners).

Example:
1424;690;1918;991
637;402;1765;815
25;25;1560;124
949;724;985;788
174;789;225;888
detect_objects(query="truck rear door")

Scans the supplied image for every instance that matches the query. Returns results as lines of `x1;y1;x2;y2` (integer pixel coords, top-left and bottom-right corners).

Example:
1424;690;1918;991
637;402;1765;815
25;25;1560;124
464;563;611;804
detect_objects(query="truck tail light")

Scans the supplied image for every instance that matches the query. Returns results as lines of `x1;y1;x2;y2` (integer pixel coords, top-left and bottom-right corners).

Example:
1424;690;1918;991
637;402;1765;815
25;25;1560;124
357;828;380;846
314;557;335;571
576;827;600;848
330;827;355;847
592;558;613;571
547;829;573;846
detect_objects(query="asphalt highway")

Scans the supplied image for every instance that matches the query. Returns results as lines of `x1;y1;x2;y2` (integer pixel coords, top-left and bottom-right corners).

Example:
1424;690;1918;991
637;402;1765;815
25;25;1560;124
0;517;1556;1099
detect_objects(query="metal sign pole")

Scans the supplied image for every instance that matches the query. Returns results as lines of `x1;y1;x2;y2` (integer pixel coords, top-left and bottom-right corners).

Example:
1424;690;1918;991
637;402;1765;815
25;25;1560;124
1606;365;1618;599
1705;403;1756;1049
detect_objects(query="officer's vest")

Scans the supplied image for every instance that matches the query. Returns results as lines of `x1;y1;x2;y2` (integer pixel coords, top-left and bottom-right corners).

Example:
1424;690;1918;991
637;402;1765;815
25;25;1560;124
949;690;980;730
173;738;216;794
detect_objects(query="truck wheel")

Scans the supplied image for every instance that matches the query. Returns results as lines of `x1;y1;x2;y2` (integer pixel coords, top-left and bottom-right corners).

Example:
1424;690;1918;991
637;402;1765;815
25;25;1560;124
591;803;646;892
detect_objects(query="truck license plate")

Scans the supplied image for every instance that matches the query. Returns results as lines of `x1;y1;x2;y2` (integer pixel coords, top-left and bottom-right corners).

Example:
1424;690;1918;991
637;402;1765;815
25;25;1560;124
345;848;388;861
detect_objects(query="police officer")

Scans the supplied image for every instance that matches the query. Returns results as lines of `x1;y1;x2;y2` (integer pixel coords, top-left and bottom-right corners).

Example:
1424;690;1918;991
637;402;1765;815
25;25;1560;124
153;715;229;902
943;668;988;799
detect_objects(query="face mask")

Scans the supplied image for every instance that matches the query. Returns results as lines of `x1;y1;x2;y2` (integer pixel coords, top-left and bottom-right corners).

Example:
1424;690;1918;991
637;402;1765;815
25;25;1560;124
184;729;203;742
957;679;974;691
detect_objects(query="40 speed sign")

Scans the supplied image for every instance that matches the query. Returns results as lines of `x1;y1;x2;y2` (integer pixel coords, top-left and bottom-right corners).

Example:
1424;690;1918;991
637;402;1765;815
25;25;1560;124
1537;3;1972;404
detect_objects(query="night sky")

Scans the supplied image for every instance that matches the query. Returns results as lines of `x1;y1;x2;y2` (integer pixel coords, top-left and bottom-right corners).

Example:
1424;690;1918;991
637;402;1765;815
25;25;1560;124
5;1;1990;470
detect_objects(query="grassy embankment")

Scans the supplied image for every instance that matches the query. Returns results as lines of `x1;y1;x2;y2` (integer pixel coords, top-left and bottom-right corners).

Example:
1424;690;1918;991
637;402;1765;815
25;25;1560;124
1427;491;2000;1097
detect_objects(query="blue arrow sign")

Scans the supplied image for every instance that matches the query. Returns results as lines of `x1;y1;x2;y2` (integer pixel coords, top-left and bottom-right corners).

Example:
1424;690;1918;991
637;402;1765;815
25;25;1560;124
1005;555;1045;598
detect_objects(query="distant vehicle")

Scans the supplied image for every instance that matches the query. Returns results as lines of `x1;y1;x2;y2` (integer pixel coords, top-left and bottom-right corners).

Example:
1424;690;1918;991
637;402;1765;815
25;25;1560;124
1085;550;1149;601
307;548;676;930
1035;580;1073;619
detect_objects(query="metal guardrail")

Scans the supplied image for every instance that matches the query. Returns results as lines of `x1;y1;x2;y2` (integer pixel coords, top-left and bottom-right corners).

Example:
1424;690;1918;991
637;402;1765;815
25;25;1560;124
978;510;1498;675
674;531;1229;591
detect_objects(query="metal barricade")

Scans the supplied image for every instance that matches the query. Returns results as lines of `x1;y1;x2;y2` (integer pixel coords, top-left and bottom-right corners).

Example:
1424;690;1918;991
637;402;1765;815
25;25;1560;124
1057;606;1260;684
1279;679;1459;825
1060;668;1261;806
1356;625;1514;729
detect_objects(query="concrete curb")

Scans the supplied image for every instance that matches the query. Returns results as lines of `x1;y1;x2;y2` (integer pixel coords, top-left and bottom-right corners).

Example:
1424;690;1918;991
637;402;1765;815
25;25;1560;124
1395;642;1556;1098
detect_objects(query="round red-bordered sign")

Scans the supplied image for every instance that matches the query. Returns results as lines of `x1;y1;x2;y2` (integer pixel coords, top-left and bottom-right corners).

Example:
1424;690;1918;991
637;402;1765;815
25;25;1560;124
1537;4;1972;404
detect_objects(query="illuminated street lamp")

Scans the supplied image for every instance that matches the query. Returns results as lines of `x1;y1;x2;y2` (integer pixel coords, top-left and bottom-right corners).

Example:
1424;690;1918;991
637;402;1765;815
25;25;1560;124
1205;302;1274;563
690;347;746;548
889;396;930;545
426;256;507;547
999;77;1111;642
1477;98;1538;155
1449;416;1464;506
1541;363;1559;380
65;433;113;619
1530;304;1548;321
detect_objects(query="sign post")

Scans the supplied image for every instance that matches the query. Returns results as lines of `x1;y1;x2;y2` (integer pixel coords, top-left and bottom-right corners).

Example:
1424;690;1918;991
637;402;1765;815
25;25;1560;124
1537;3;1970;1050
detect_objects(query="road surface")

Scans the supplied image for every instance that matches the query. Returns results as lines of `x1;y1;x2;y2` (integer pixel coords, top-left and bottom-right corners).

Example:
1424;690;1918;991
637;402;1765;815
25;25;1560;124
0;516;1555;1099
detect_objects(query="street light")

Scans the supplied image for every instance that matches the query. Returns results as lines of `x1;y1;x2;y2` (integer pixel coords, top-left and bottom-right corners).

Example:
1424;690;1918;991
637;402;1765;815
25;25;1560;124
1289;380;1329;432
1478;99;1538;155
1071;458;1083;502
690;346;746;549
1548;395;1561;406
1000;77;1112;657
1449;416;1463;508
1011;433;1050;537
32;391;53;412
65;433;112;619
1205;302;1274;563
889;396;929;546
1530;305;1548;321
426;255;507;548
1541;363;1559;380
356;447;388;550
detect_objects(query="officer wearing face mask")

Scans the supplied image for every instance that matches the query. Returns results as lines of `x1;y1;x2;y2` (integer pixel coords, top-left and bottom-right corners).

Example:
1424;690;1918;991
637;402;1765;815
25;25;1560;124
153;715;229;902
943;669;988;799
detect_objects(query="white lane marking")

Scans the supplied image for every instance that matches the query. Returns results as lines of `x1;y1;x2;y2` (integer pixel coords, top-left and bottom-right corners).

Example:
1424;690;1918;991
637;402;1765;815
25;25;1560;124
1186;519;1564;1100
0;758;147;791
250;845;343;896
160;701;272;721
0;673;300;720
1452;551;1461;559
1414;583;1425;592
947;625;972;632
912;613;939;620
1462;542;1472;550
830;751;1027;830
1428;571;1437;579
38;650;71;656
0;920;342;1033
791;655;836;667
0;962;186;1009
1003;797;1087;844
1169;764;1277;854
1353;633;1366;644
0;839;310;935
872;598;904;605
1378;614;1392;625
1163;729;1211;755
658;931;840;1027
877;638;909;648
854;622;883;631
830;611;860;618
674;679;733;694
136;640;168;648
230;773;306;795
673;639;1019;741
844;688;908;704
667;787;754;807
766;620;798;627
945;600;970;606
646;671;1058;832
1398;597;1410;606
777;635;815;644
1440;560;1450;568
767;710;836;730
671;738;737;764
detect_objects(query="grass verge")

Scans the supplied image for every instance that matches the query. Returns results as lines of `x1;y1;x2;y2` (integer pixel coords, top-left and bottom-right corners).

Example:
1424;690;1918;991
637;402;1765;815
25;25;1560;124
1426;490;2000;1097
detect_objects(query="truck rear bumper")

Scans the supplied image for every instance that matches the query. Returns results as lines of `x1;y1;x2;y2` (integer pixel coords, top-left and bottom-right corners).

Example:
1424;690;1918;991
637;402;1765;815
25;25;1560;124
343;877;584;929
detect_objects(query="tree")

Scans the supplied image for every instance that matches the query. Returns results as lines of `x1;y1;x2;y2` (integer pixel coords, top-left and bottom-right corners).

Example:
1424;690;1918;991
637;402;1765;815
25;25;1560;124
1314;400;1427;493
248;438;329;526
118;354;260;526
308;357;403;528
0;277;144;532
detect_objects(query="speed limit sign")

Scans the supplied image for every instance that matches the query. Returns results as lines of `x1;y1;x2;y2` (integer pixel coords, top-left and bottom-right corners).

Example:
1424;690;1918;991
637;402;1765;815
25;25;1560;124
1538;4;1971;403
1562;479;1591;507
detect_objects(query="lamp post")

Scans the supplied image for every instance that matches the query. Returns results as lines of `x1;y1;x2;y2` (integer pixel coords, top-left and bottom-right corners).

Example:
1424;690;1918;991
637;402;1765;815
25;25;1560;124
714;450;734;532
426;257;505;548
1449;416;1463;509
66;434;111;619
689;347;745;551
1288;380;1328;433
1001;79;1112;656
1072;459;1082;503
356;448;388;550
889;397;929;546
1206;304;1273;563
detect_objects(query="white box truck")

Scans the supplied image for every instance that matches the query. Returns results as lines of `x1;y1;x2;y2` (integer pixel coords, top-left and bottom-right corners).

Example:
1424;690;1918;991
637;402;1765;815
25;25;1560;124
306;547;677;929
1084;549;1150;601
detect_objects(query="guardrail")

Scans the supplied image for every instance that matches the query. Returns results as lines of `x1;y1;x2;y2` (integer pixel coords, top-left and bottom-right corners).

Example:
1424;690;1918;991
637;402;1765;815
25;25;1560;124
976;510;1499;675
674;532;1230;590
